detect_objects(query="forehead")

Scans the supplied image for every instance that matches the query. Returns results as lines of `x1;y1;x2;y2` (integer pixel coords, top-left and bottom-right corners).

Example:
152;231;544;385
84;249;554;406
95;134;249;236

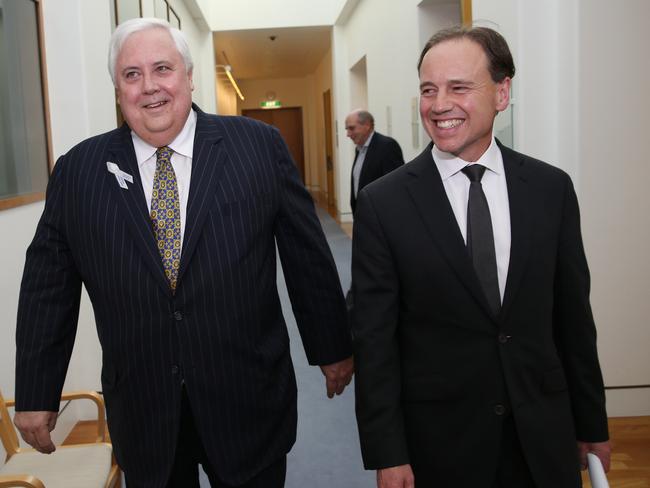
419;38;489;80
117;28;181;66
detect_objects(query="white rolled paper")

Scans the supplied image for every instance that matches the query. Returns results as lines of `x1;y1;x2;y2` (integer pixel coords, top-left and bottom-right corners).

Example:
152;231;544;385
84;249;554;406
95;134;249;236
587;452;610;488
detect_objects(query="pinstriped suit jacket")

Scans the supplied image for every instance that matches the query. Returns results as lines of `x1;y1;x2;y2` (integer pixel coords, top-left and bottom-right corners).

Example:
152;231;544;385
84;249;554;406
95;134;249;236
15;106;352;487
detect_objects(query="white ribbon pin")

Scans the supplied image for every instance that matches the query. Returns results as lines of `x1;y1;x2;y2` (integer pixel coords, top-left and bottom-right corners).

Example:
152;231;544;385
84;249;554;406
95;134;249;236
106;162;134;189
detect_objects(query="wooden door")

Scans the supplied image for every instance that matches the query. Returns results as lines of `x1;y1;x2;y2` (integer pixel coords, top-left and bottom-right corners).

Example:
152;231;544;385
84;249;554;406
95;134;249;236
242;107;305;181
323;90;335;207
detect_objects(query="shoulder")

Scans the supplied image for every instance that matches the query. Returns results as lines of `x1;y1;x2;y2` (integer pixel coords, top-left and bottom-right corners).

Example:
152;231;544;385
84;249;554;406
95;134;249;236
198;111;276;136
373;131;400;147
500;143;572;189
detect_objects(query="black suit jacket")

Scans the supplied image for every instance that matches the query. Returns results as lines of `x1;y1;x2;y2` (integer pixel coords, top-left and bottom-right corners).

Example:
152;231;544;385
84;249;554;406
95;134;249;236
352;142;608;487
15;106;352;487
350;131;403;213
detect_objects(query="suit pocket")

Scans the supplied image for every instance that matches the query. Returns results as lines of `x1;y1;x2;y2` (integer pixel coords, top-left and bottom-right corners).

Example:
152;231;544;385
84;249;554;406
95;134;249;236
542;367;568;393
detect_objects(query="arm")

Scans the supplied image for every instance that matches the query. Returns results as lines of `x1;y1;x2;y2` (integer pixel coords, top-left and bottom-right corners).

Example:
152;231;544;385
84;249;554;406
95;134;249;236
270;129;353;393
383;139;404;174
553;176;610;467
352;189;410;470
14;156;83;450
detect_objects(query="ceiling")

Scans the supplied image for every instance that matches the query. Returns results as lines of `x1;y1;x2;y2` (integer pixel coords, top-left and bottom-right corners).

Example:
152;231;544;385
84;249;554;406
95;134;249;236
214;26;332;82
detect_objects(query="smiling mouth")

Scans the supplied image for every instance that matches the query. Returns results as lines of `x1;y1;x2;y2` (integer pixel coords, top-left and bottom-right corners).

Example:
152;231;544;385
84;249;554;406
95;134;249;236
144;101;168;109
436;119;463;129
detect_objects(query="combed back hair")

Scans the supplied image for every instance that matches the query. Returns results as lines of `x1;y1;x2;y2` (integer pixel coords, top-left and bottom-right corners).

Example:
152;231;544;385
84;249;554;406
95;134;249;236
356;110;375;128
108;17;193;86
417;25;515;82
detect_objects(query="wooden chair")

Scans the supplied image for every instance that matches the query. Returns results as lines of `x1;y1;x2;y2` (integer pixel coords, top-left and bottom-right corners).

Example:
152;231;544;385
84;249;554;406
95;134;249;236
0;388;120;488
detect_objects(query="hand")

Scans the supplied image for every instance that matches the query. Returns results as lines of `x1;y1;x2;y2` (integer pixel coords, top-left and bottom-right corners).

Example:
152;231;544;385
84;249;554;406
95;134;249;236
377;464;415;488
14;411;58;454
577;440;611;472
319;356;354;398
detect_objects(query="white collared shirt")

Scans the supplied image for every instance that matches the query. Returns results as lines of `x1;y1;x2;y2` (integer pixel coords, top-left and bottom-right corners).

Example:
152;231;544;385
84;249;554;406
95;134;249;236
353;131;375;197
131;109;196;247
432;137;511;302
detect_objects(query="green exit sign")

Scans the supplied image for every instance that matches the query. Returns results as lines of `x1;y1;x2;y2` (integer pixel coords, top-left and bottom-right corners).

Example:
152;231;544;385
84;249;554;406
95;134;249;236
260;100;282;109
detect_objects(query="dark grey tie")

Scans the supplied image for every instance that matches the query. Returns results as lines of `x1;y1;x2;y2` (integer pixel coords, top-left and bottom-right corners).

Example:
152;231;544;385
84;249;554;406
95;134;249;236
461;164;501;314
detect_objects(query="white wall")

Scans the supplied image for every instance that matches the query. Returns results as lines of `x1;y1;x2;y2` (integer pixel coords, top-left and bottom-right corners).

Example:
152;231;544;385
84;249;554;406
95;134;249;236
332;0;453;221
473;0;650;415
206;0;349;31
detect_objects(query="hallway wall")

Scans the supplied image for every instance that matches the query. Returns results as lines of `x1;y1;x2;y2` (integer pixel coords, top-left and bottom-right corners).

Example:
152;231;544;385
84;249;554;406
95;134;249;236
473;0;650;415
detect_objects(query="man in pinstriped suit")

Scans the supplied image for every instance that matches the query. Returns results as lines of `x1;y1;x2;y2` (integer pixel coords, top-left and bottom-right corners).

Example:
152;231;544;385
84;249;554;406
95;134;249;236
14;18;353;488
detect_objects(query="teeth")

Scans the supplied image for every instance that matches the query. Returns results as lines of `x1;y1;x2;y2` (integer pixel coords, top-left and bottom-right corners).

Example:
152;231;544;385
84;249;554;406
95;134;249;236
436;119;463;129
147;101;165;108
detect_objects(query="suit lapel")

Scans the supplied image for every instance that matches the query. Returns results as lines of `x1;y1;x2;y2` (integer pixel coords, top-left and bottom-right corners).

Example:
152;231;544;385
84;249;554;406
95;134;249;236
107;125;171;296
499;143;532;320
405;146;497;319
177;107;225;284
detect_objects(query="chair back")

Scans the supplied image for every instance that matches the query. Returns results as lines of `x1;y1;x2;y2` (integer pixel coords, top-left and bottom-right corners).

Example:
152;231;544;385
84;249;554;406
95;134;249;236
0;388;20;459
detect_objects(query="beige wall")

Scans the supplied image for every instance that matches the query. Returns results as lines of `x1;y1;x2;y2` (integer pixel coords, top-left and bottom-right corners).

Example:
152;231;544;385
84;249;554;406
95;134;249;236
216;76;238;115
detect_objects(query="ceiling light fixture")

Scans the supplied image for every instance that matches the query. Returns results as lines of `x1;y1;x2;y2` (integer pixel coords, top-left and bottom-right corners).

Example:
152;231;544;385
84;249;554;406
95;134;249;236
216;64;245;101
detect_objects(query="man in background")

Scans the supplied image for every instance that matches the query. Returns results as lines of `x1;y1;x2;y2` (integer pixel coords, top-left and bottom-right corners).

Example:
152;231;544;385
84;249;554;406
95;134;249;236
345;109;403;215
352;26;610;488
14;17;353;488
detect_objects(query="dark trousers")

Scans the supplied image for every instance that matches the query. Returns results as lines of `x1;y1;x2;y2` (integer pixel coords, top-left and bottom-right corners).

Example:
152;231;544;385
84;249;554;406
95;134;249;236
491;415;536;488
165;387;286;488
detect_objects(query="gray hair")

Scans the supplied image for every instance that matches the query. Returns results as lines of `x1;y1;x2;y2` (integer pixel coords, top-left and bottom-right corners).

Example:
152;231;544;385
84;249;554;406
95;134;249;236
108;17;193;86
355;110;375;128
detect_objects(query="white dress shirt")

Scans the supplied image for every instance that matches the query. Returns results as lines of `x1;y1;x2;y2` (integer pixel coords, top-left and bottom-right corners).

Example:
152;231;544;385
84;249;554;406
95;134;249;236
432;138;511;302
353;131;375;197
131;109;197;248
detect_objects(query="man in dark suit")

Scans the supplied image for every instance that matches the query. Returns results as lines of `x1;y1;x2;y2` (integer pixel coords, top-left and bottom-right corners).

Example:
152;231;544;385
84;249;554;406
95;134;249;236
345;110;403;214
352;26;610;488
13;18;353;488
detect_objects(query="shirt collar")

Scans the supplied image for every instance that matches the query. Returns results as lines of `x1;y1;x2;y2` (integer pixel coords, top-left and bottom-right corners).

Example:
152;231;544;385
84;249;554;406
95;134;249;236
432;136;503;181
358;131;375;151
131;109;197;166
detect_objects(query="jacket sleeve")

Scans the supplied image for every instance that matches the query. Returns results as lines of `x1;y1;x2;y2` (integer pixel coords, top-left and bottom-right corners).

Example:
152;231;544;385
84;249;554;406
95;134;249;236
15;156;83;412
352;188;410;469
553;175;609;442
271;128;352;366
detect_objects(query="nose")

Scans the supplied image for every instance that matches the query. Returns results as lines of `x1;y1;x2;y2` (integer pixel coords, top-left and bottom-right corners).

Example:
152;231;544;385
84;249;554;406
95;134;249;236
431;90;452;114
142;72;159;94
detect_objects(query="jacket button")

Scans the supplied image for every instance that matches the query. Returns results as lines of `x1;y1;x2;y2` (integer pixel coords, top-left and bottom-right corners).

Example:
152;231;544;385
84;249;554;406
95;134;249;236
494;404;506;416
173;311;183;321
498;333;509;343
171;365;179;375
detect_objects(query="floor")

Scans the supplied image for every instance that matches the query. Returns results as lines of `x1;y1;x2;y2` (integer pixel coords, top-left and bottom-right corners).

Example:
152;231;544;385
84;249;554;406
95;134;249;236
63;204;650;488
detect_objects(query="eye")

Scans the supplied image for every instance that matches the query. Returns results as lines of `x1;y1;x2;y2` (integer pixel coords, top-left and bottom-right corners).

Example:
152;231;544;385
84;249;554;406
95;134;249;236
157;65;172;73
453;85;469;93
420;87;436;96
124;70;140;80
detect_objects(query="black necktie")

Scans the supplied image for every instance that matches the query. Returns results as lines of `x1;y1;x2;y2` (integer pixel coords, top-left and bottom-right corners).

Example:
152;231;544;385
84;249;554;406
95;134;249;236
461;165;501;314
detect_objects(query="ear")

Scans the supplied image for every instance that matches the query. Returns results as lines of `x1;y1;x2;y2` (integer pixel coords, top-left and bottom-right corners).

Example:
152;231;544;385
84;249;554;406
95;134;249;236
188;69;195;91
495;77;511;112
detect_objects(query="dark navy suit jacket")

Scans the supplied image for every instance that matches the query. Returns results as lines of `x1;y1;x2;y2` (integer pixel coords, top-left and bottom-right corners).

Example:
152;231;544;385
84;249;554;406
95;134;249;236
16;106;352;487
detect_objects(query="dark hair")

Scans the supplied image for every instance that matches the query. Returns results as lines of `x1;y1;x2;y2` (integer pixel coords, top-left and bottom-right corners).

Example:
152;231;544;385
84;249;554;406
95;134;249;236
417;26;515;82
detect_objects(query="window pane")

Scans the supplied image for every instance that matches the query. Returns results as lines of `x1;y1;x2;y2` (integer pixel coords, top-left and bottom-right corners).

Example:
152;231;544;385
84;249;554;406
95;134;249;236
0;0;49;200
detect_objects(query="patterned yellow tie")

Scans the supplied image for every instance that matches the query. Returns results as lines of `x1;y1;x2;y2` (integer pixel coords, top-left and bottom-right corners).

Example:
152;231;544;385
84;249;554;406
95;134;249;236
150;146;181;291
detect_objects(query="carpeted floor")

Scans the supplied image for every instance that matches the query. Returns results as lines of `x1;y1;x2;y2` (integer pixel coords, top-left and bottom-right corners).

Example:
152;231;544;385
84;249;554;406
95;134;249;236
200;205;371;487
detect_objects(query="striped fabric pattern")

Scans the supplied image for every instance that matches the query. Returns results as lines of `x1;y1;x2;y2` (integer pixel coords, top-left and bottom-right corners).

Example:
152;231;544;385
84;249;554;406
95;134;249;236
15;106;352;487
